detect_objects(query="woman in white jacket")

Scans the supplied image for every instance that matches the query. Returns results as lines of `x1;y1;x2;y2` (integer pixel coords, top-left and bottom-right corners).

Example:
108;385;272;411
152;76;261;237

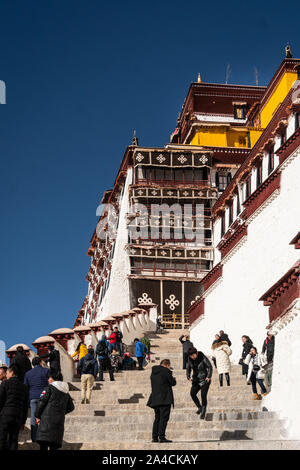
244;346;268;399
212;340;232;387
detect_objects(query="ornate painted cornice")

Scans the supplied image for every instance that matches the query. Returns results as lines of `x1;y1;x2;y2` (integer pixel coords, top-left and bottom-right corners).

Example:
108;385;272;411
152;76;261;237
259;260;300;324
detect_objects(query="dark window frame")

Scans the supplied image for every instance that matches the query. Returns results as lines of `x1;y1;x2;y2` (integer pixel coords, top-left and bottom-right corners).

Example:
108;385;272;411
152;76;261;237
256;162;262;188
268;147;275;175
221;213;225;238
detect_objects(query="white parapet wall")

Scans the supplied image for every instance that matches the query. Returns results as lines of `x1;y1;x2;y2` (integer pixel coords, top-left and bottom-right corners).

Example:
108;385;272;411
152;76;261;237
263;300;300;439
190;147;300;364
96;169;132;320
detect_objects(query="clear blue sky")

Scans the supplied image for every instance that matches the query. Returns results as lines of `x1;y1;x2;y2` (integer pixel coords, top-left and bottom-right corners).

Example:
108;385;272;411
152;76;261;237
0;0;299;356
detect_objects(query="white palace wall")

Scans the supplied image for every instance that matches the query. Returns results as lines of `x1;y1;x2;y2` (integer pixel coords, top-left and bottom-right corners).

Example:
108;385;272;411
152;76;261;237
96;168;132;320
263;300;300;439
190;147;300;365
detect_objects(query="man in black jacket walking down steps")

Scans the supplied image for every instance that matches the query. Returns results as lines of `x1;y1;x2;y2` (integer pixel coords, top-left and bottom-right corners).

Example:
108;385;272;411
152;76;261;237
187;347;212;420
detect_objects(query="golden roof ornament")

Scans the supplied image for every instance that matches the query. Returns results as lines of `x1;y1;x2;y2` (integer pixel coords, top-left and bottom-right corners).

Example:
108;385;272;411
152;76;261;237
132;130;139;146
197;73;202;83
285;43;292;58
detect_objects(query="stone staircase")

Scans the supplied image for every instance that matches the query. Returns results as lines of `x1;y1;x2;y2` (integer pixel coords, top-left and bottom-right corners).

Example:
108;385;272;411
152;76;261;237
20;329;300;450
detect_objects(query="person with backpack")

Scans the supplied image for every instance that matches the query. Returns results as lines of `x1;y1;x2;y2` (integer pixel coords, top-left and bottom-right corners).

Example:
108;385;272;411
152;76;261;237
96;335;114;382
35;372;74;451
77;349;98;404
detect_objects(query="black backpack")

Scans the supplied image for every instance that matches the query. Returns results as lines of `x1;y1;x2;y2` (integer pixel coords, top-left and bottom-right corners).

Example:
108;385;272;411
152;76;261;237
116;331;123;343
81;358;93;374
96;341;108;357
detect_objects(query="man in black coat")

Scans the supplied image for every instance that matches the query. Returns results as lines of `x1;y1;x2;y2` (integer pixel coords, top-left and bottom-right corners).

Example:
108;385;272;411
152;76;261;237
11;346;32;383
179;334;193;369
35;372;74;450
262;332;275;363
0;365;29;450
147;359;176;443
40;345;61;379
186;347;212;420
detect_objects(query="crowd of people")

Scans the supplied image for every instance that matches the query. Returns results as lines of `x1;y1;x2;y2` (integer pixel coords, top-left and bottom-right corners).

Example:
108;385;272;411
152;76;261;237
0;346;73;451
0;327;152;450
147;330;275;442
0;321;276;448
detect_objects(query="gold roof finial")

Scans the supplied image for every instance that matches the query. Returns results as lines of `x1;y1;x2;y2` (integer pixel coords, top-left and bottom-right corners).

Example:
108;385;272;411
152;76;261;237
285;43;292;58
197;72;202;83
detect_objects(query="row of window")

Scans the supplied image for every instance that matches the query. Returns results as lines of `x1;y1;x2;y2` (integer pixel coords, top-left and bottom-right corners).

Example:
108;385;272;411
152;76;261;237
220;113;300;238
130;260;212;271
135;167;209;183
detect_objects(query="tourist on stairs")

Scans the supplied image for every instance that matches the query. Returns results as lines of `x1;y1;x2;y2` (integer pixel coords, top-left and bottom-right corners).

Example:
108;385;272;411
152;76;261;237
108;327;119;354
134;338;148;370
96;335;114;381
40;345;61;379
77;349;98;404
179;334;194;370
211;339;232;387
35;372;74;451
11;345;32;383
147;359;176;443
114;327;124;355
0;364;8;384
219;330;232;347
24;356;49;443
156;315;163;333
141;332;151;364
239;335;253;377
211;335;220;368
122;352;137;370
262;331;275;364
110;348;122;373
186;347;212;420
72;341;88;361
244;346;268;399
0;365;29;450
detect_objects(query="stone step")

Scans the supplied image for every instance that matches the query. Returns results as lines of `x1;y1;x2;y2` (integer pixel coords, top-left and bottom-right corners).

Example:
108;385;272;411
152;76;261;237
69;382;252;391
70;371;248;383
61;405;265;416
62;410;277;421
69;400;263;409
19;440;300;451
63;428;287;442
70;394;258;404
60;418;286;432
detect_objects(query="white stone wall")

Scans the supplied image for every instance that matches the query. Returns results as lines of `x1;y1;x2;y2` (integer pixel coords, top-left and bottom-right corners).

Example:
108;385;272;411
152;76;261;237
264;301;300;439
96;168;132;319
191;146;300;367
